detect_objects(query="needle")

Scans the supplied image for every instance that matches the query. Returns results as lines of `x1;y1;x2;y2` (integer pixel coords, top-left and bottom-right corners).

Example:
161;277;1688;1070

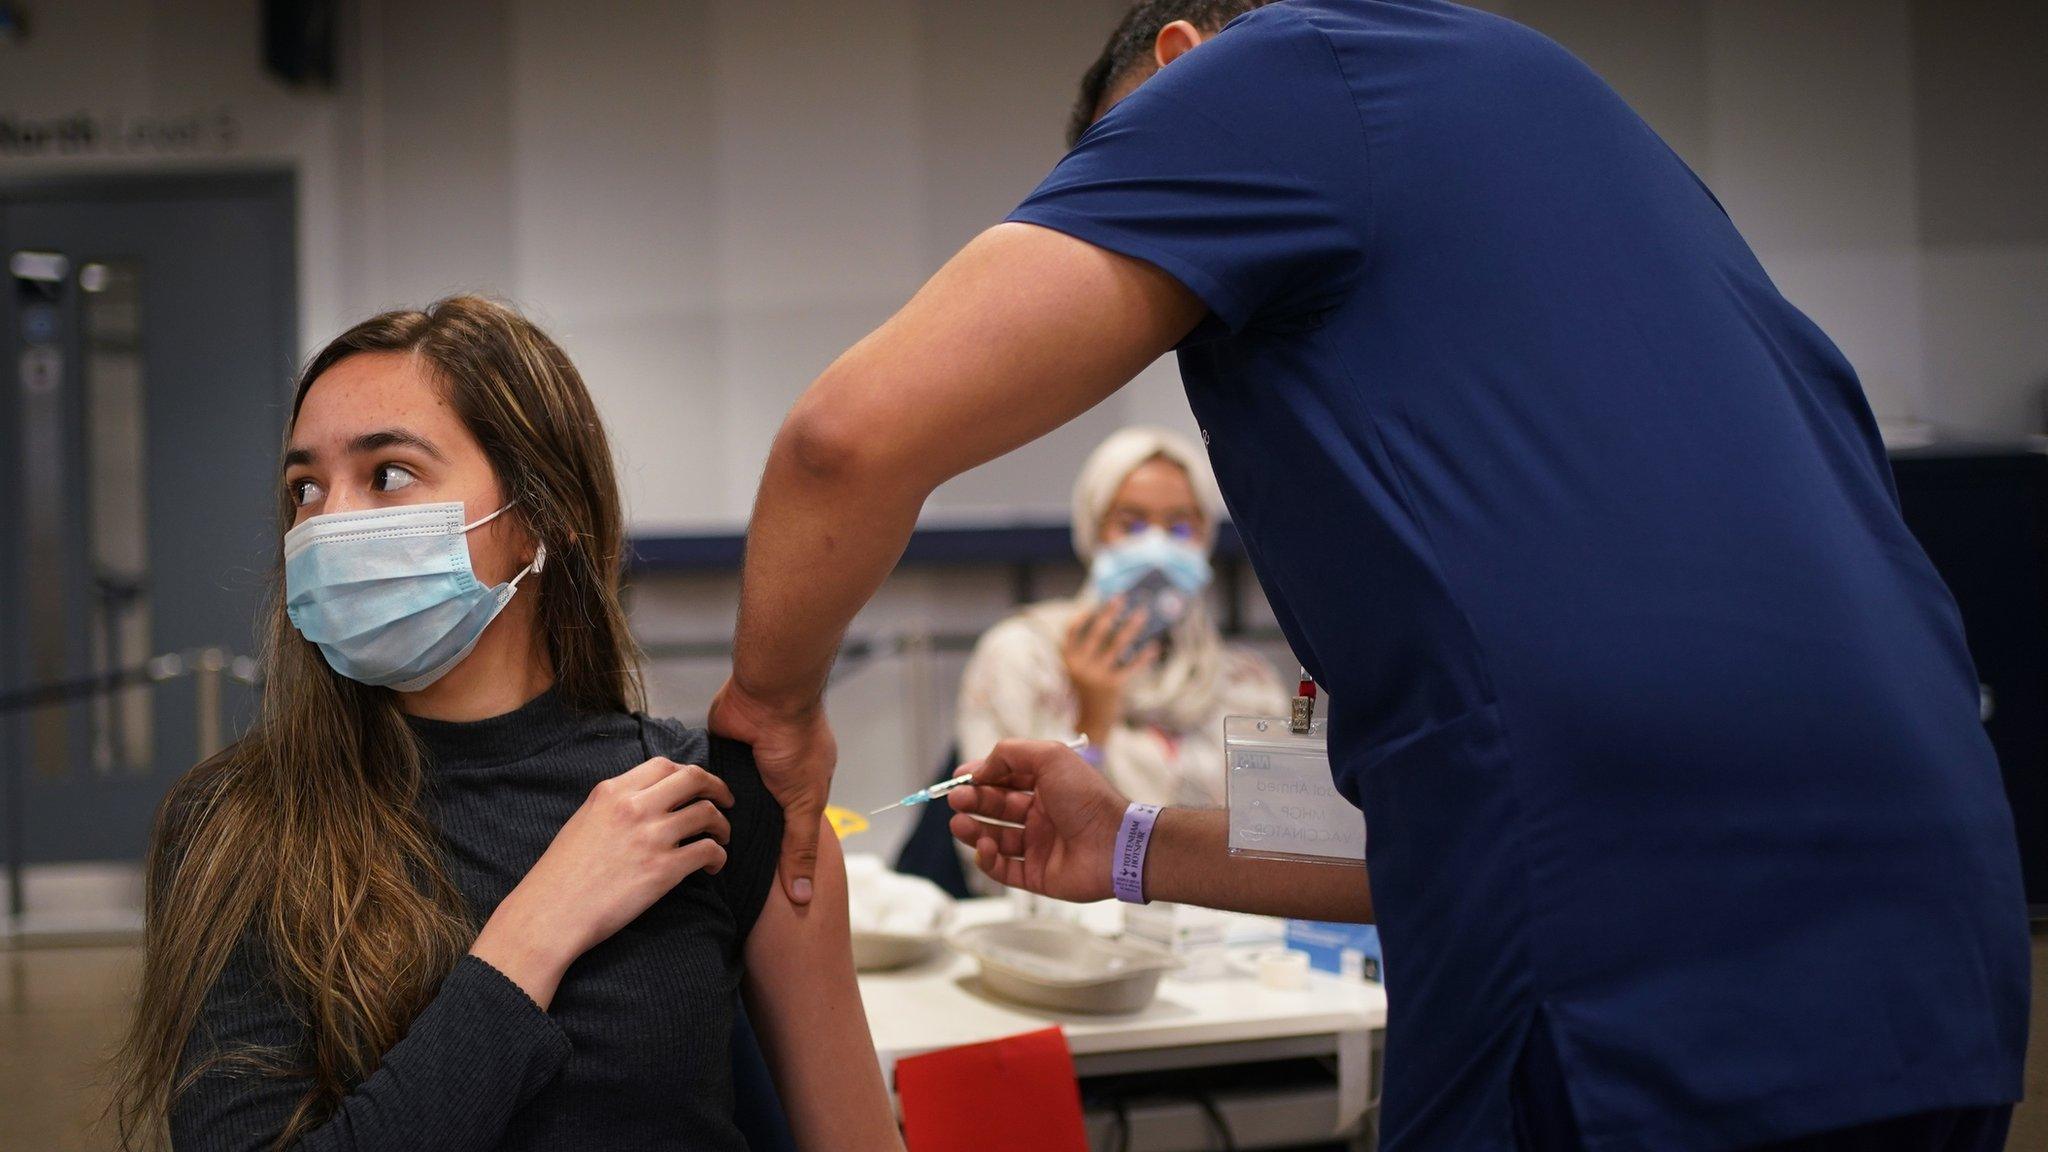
868;735;1089;815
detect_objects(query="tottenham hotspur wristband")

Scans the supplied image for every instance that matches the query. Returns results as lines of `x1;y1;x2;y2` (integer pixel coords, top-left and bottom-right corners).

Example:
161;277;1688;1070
1113;802;1162;904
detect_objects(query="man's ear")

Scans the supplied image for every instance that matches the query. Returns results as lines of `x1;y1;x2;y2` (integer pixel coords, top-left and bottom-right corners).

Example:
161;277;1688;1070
1153;19;1205;69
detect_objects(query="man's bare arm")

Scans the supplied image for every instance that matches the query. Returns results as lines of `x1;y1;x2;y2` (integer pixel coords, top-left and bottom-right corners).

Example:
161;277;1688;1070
732;223;1203;708
1149;808;1373;922
713;223;1206;903
945;740;1371;923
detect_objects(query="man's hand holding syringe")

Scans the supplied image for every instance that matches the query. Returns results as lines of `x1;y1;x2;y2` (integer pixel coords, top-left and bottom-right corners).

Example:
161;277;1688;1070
943;737;1376;922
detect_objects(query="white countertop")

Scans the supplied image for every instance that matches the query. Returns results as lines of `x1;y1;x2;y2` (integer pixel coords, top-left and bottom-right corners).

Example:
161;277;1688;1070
857;898;1388;1126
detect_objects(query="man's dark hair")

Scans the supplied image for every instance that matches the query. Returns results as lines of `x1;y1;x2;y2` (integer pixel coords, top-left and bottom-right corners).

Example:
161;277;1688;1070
1068;0;1276;147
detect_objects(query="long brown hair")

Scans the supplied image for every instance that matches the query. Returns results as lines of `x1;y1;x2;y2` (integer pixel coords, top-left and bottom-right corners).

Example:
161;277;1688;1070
111;295;643;1148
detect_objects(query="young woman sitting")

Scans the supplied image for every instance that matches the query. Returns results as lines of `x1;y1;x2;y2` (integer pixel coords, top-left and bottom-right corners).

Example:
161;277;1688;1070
111;296;901;1152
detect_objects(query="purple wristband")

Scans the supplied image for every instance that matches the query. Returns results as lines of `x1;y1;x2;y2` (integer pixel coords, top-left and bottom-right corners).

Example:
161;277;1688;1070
1113;802;1163;904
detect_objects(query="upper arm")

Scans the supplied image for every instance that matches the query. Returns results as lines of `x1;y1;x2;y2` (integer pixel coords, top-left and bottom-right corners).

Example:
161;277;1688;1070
788;221;1204;495
641;720;785;942
174;949;573;1152
741;822;900;1151
700;733;784;942
171;940;313;1151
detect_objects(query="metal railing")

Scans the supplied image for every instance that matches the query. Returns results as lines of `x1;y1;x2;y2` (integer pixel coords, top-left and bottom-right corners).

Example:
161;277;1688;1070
4;623;1294;932
1;645;258;929
640;623;1294;832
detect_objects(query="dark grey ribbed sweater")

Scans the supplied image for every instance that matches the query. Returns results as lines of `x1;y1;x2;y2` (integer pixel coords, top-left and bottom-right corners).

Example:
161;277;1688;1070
169;689;783;1151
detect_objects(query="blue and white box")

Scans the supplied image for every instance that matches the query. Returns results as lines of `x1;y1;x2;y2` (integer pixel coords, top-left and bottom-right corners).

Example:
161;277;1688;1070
1284;919;1382;982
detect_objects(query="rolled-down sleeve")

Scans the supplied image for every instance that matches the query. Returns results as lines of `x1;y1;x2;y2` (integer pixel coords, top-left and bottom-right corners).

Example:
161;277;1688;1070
172;951;570;1152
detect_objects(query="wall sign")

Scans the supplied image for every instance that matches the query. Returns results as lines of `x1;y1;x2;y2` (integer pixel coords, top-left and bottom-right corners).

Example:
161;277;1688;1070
0;110;239;158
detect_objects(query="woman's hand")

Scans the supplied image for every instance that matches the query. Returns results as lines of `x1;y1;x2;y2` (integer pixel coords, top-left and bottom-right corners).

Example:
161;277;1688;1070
471;757;735;1009
1061;598;1159;747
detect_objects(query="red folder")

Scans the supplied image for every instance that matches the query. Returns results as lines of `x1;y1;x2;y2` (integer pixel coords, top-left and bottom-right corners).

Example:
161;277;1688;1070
895;1026;1089;1152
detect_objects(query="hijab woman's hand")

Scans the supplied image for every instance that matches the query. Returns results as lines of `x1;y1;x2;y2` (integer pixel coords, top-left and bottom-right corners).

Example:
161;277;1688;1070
1061;597;1161;748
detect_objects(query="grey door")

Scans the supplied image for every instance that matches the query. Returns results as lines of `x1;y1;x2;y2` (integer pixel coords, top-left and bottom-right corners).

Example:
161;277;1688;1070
1;173;295;868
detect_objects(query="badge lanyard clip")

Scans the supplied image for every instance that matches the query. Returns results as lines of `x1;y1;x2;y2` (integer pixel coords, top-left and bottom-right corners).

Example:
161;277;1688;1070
1290;668;1317;733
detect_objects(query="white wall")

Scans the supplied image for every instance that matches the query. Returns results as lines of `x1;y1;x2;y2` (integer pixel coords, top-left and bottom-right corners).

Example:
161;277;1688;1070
9;0;2041;839
5;1;2042;534
1479;0;2048;438
498;0;1197;532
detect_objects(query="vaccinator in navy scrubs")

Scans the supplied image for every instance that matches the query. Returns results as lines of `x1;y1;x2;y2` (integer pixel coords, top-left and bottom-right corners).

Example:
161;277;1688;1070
717;3;2031;1150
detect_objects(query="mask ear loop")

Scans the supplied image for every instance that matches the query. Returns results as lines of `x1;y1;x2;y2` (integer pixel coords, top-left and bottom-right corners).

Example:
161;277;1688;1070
506;542;547;594
463;501;547;596
461;501;517;532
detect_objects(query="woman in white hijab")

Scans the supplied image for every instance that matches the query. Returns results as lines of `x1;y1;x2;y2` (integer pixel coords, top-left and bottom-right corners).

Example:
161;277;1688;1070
955;427;1288;807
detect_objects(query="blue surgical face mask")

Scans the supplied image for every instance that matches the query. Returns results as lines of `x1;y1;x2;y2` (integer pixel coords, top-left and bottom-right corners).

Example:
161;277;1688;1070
1088;527;1213;601
284;500;546;692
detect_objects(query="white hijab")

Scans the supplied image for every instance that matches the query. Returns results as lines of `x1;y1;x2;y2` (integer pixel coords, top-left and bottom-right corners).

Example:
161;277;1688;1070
1031;426;1231;733
1069;426;1226;561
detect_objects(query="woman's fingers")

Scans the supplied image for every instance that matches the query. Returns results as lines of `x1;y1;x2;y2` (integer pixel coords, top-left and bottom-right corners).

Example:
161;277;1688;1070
663;798;732;848
611;755;683;792
1072;598;1113;657
1064;610;1090;651
641;761;736;811
1090;599;1128;657
1110;609;1148;664
673;836;729;878
1067;605;1103;656
1129;639;1162;672
1082;599;1109;639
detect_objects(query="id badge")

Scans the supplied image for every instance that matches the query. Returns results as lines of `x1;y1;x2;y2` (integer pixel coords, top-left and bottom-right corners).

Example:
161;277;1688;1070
1224;715;1366;866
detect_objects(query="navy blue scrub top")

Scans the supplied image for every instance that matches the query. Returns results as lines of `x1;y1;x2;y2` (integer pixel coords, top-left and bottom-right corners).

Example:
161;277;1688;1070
1009;3;2029;1150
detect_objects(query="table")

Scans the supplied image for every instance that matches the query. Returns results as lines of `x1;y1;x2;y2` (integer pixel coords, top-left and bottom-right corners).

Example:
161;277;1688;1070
857;899;1388;1146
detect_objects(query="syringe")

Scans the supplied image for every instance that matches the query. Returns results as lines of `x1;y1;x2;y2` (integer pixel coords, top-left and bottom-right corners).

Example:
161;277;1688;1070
868;735;1089;815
